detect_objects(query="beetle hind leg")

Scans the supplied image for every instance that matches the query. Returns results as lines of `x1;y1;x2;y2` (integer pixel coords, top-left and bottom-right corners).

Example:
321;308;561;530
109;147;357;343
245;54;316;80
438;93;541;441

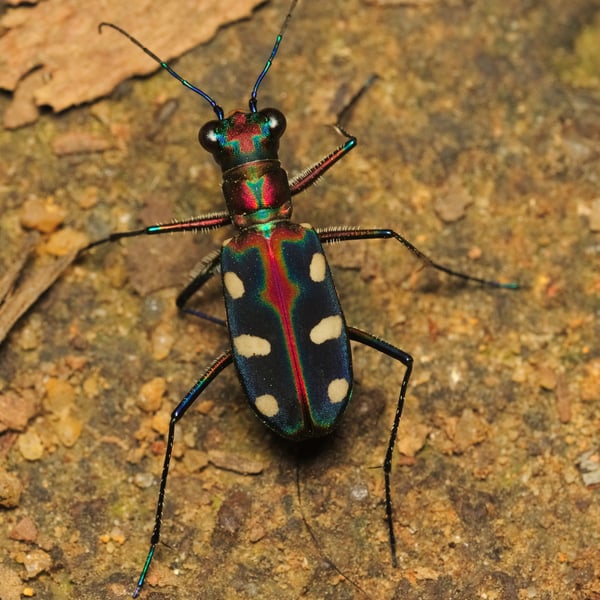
348;326;413;568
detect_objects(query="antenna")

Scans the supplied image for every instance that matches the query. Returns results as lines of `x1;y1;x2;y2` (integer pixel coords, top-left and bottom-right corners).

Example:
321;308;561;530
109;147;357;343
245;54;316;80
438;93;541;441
249;0;299;112
98;22;225;120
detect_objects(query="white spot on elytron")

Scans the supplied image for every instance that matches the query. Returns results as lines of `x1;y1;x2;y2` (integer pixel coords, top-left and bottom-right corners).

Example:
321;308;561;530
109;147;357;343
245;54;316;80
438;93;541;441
328;378;349;403
299;222;312;229
224;271;245;299
222;236;232;246
309;315;343;344
233;335;271;357
309;253;326;282
255;394;279;417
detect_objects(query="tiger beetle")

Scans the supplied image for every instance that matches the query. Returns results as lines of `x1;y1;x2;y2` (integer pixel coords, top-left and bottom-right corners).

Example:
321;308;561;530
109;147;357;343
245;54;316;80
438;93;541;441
85;0;518;595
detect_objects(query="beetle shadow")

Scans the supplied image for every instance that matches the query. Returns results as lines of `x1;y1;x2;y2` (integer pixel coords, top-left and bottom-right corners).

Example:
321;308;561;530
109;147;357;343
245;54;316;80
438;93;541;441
269;434;339;469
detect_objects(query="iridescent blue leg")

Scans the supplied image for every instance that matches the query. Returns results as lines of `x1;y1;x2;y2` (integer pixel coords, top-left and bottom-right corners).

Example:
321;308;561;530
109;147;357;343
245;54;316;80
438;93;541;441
319;227;519;289
348;326;412;569
133;351;234;598
176;249;226;327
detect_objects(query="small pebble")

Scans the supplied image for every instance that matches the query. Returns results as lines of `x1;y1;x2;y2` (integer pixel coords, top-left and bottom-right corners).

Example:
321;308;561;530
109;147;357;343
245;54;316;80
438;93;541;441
452;409;489;454
196;400;215;415
151;410;171;436
42;228;88;256
17;430;44;461
467;246;483;260
350;482;369;502
580;358;600;402
398;420;430;457
0;391;38;432
577;449;600;486
151;322;175;361
248;523;266;543
182;449;209;473
132;472;155;489
16;318;42;351
44;378;76;414
0;468;23;508
110;527;126;545
19;197;67;233
9;516;38;542
137;377;166;413
537;365;558;391
51;131;111;155
20;549;52;579
433;187;472;223
208;449;265;475
57;414;83;448
83;374;101;397
65;355;88;371
78;185;99;209
104;252;128;289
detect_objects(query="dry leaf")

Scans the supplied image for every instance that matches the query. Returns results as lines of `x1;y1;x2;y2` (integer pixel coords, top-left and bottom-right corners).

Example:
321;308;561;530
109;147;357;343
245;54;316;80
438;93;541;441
363;0;439;5
0;0;263;128
0;239;82;346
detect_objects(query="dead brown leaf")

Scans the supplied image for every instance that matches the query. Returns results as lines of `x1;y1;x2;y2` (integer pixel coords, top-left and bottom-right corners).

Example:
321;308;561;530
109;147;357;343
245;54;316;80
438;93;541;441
363;0;438;5
0;0;263;128
0;240;82;347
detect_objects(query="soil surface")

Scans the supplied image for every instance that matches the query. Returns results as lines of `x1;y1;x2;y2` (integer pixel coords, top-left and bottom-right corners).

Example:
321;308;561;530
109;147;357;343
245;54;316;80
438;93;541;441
1;1;599;599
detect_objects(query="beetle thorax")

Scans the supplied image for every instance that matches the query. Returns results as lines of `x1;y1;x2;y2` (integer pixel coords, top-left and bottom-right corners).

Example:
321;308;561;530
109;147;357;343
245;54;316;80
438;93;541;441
222;161;293;228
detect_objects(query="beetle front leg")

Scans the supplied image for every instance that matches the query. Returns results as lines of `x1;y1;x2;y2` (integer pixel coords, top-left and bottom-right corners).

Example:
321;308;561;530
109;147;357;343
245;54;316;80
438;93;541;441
288;76;378;197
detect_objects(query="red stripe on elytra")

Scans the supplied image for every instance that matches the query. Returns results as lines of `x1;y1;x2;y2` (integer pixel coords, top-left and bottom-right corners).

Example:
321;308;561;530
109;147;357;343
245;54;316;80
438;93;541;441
261;231;310;423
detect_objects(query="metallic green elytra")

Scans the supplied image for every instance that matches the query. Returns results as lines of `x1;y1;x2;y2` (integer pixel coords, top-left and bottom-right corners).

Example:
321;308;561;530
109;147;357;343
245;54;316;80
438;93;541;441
84;0;517;596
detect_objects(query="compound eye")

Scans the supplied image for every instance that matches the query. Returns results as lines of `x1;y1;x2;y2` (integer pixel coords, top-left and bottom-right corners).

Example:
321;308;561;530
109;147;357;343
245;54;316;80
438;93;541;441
262;108;286;138
198;120;220;152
